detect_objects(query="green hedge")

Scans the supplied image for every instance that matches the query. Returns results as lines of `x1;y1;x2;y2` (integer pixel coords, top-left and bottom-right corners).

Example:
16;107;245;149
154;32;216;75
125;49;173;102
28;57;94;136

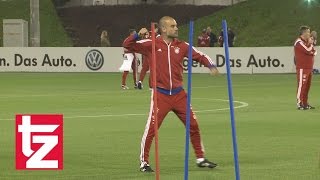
179;0;320;47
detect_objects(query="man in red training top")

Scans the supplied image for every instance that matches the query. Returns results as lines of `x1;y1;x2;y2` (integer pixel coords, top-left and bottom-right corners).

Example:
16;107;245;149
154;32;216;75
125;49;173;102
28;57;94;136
294;26;317;110
123;16;219;172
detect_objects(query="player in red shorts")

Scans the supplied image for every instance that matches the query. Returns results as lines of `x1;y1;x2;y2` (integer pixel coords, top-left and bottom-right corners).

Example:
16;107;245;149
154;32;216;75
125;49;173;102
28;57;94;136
123;16;219;172
120;29;138;89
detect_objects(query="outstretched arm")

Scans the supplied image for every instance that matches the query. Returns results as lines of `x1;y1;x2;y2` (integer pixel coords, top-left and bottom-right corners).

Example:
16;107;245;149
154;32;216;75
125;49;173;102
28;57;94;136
185;43;219;75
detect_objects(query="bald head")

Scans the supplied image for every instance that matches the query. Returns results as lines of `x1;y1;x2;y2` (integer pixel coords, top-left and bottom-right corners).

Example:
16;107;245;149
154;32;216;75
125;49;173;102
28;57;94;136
159;16;174;28
158;16;179;40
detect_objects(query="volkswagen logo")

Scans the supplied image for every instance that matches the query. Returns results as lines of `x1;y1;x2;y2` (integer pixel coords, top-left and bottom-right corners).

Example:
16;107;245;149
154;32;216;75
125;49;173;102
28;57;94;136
85;49;104;71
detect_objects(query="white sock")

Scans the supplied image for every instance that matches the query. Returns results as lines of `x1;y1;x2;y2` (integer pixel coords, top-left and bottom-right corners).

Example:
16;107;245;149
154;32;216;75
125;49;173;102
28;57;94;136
196;158;205;163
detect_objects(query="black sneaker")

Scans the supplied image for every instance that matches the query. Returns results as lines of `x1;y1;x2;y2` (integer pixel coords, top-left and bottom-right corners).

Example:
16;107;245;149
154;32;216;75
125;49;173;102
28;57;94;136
306;105;315;109
140;163;154;172
197;159;218;169
137;81;143;89
297;106;307;110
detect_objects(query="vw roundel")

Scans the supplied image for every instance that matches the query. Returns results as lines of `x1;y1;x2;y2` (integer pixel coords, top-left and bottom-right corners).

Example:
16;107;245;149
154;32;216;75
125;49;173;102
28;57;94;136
85;49;104;71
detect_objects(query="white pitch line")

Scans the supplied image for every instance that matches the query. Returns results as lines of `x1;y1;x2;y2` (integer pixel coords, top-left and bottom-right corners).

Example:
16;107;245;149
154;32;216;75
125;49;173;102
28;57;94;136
0;81;297;98
0;99;248;121
0;91;110;99
192;98;248;113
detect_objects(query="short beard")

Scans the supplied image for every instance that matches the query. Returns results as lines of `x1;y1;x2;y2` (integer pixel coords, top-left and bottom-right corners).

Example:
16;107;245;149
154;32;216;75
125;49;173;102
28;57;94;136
168;34;178;38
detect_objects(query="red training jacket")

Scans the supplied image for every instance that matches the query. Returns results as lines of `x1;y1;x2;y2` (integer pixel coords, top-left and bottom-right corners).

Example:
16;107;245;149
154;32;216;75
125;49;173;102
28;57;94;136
123;34;215;92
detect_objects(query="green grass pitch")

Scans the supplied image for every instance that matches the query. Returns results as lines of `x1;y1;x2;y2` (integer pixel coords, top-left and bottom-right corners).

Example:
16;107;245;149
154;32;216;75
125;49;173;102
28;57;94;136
0;73;319;180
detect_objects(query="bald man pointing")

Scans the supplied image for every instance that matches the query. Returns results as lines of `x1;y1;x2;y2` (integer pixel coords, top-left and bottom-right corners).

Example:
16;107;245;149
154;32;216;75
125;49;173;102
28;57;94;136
123;16;219;172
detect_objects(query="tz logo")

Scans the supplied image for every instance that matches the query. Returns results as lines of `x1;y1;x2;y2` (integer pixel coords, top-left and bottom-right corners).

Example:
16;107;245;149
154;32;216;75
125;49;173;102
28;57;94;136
16;115;63;170
85;49;104;71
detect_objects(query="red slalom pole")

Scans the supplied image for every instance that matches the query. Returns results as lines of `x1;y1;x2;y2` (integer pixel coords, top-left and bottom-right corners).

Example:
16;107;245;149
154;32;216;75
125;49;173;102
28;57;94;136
151;22;160;180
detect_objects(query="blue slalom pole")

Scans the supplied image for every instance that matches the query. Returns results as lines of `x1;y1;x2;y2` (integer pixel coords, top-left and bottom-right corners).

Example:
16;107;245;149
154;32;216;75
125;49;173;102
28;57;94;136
184;20;193;180
222;20;241;180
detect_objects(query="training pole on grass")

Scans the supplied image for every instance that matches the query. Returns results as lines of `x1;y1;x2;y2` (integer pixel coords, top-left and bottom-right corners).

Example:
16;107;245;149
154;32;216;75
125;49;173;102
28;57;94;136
184;20;194;180
222;20;241;180
151;22;160;180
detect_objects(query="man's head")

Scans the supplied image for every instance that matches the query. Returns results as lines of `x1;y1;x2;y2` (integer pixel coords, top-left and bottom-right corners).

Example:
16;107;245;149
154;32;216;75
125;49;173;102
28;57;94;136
202;29;207;34
311;30;317;40
310;30;317;45
129;29;136;35
159;16;178;38
144;31;150;39
101;30;108;38
299;26;311;40
206;26;212;33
